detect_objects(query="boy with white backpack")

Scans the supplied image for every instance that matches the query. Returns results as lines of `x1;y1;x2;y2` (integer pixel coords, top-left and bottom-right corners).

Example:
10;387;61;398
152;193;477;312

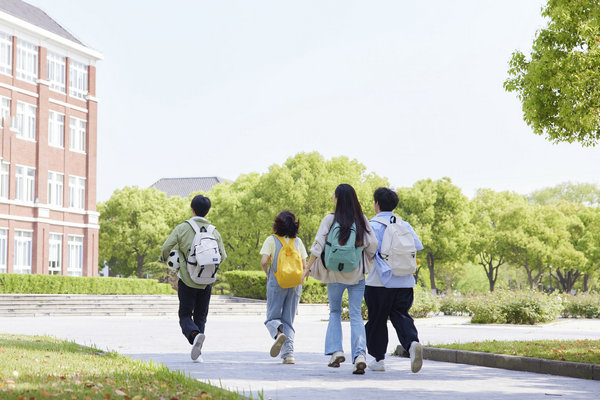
160;194;227;361
365;187;424;373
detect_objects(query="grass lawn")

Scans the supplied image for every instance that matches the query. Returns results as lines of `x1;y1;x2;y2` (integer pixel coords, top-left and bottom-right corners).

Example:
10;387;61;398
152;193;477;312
0;334;251;400
434;339;600;364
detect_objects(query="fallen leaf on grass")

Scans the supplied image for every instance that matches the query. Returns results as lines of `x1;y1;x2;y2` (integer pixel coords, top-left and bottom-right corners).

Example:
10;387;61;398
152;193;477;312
115;389;127;396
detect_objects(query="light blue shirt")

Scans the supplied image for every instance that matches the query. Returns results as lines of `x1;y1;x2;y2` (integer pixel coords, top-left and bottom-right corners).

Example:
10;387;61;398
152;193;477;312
366;211;423;288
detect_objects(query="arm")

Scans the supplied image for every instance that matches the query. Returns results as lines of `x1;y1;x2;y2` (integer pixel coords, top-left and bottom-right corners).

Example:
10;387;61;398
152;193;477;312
159;225;180;263
214;229;228;263
260;254;270;276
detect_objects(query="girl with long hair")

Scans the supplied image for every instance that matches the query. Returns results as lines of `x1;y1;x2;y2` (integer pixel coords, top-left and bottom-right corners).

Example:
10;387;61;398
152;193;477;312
304;184;378;374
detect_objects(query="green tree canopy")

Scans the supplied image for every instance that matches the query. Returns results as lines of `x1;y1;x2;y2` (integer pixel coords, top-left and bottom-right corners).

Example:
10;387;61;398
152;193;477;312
98;187;187;278
529;182;600;206
504;0;600;146
396;178;471;294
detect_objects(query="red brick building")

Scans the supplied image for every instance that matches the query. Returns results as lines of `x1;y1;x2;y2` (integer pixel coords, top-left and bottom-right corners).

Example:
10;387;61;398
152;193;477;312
0;1;102;276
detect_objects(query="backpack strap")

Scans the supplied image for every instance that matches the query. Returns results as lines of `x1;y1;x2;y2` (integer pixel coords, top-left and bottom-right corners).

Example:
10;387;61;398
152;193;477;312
186;218;201;234
187;218;216;234
370;215;398;226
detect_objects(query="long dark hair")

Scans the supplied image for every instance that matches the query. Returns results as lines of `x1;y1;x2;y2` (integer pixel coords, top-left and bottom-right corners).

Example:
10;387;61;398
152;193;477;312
333;184;368;246
273;210;299;238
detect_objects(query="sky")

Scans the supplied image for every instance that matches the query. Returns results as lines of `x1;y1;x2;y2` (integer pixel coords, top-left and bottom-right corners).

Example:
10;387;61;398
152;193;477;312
26;0;599;201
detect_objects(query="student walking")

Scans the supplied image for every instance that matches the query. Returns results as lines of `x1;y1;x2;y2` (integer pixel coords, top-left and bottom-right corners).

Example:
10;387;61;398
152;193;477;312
160;194;227;362
304;184;378;374
260;211;308;364
365;187;424;373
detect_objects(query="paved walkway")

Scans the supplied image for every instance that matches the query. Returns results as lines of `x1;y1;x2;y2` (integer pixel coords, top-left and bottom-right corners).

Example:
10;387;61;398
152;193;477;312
2;314;600;400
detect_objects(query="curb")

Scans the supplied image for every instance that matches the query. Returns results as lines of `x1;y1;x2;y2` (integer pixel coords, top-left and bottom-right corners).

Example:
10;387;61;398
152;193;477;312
397;345;600;380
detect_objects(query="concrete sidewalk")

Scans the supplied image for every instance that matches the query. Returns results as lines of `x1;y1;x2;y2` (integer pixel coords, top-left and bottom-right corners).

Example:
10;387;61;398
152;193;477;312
2;314;600;399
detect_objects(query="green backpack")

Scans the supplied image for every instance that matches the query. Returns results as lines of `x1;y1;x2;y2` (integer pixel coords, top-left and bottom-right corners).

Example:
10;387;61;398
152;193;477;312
324;222;363;272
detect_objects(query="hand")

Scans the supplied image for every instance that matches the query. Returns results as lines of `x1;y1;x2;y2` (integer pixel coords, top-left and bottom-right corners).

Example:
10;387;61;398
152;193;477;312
302;269;311;283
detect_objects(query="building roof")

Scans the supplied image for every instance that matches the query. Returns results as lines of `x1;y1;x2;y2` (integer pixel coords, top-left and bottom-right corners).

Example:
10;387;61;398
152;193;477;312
0;0;82;44
150;177;230;198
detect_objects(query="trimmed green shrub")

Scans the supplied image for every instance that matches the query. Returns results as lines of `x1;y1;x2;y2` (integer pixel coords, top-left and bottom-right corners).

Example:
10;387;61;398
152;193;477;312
0;274;175;295
222;271;267;299
469;290;562;324
562;294;600;318
412;285;440;317
439;294;473;316
300;278;328;303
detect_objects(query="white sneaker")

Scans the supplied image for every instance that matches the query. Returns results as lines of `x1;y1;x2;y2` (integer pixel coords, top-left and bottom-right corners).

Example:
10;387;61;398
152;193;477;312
409;341;423;373
328;351;345;367
270;333;287;357
191;333;205;361
368;359;385;371
353;354;366;375
282;355;295;364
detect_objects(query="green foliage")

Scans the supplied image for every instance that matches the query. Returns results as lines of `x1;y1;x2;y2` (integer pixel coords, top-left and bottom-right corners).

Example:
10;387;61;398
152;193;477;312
222;271;267;300
504;0;600;146
209;152;388;271
0;334;246;399
0;274;175;294
529;182;600;206
396;178;471;293
439;294;473;316
411;285;440;317
299;278;328;303
469;290;562;324
98;186;188;278
562;293;600;318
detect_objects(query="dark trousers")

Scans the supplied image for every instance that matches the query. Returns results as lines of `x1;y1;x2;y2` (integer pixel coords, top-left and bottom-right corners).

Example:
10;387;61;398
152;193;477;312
364;285;419;361
178;279;212;344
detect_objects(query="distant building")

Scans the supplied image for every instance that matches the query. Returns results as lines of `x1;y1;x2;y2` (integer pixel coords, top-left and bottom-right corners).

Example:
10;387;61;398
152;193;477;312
0;1;102;276
150;177;229;198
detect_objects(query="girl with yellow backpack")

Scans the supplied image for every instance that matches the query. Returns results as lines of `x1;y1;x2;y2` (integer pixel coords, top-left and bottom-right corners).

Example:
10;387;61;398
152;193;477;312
259;210;308;364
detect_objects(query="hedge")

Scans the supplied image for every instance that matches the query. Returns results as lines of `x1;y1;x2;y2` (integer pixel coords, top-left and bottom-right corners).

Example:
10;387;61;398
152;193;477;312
0;274;175;295
222;270;328;303
468;290;562;324
562;293;600;319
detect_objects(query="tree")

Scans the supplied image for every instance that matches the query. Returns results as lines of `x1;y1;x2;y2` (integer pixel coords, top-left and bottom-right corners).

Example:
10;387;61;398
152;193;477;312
469;189;529;292
504;0;600;146
396;178;471;294
98;187;187;278
208;152;388;271
576;205;600;291
529;182;600;206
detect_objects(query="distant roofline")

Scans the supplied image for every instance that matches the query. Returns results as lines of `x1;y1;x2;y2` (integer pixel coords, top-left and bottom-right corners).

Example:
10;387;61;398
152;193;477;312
0;8;102;60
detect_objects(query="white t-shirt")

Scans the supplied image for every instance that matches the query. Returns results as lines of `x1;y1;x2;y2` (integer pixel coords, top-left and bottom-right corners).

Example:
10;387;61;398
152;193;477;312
260;235;308;260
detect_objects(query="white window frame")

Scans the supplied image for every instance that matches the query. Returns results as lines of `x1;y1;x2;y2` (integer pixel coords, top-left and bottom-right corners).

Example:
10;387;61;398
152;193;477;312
15;165;35;203
48;110;65;148
0;228;7;273
0;32;12;76
14;230;33;274
47;51;66;93
16;39;38;83
69;175;85;210
69;60;88;99
0;96;9;127
15;101;37;141
0;162;8;200
48;171;64;207
67;234;83;276
49;233;62;275
69;117;86;153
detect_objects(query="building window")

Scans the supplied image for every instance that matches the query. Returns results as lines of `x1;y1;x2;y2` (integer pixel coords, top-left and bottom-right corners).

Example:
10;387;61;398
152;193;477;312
48;111;65;148
68;235;83;276
0;96;9;127
0;32;12;76
69;175;85;209
47;52;66;93
14;230;32;274
69;60;88;99
69;117;86;152
0;162;8;200
49;233;62;275
16;39;38;83
48;171;64;207
15;165;35;203
15;102;37;141
0;228;6;273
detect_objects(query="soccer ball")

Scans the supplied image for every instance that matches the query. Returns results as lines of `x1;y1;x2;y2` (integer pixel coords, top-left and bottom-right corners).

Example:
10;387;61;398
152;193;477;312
167;250;180;271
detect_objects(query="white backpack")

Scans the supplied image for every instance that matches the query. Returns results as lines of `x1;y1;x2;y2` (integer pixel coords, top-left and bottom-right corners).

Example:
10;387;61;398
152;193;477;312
371;215;417;276
185;218;222;285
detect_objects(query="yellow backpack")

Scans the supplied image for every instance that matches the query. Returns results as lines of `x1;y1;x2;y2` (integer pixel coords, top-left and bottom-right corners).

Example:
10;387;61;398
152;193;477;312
272;235;303;288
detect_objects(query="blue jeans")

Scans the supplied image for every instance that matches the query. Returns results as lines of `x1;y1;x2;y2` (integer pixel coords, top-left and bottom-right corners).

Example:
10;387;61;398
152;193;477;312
265;271;302;358
325;279;366;362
